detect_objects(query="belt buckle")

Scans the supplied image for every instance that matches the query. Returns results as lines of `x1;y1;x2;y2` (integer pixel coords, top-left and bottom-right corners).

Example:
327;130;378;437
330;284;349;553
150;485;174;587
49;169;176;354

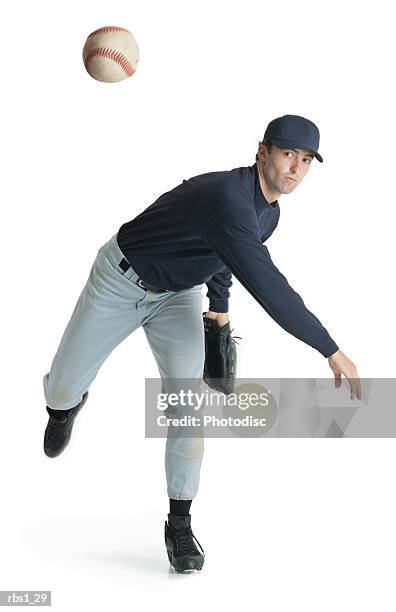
137;278;147;289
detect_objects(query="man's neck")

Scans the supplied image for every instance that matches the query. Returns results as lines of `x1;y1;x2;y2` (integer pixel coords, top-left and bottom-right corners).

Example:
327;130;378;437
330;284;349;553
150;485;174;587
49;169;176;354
256;161;280;205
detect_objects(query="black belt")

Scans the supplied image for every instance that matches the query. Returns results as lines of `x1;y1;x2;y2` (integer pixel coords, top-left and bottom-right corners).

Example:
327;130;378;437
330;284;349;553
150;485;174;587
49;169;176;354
118;257;169;293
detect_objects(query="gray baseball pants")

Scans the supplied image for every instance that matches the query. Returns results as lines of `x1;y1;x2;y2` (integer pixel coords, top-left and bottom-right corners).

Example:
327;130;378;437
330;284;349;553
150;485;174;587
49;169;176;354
43;233;206;500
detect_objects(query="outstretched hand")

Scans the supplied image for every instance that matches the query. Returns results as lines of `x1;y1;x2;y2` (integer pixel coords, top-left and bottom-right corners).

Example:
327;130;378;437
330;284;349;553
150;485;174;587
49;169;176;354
328;349;361;400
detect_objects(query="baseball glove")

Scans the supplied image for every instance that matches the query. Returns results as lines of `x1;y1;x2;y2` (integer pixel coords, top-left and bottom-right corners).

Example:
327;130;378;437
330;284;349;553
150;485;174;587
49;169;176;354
202;312;242;395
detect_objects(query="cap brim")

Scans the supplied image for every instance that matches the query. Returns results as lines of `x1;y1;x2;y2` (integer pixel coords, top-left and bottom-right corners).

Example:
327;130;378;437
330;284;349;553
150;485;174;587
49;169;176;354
270;138;323;163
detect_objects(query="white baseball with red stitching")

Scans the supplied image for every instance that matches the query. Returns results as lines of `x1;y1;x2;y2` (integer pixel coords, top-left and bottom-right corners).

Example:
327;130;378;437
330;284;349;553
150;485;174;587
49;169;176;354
82;26;139;83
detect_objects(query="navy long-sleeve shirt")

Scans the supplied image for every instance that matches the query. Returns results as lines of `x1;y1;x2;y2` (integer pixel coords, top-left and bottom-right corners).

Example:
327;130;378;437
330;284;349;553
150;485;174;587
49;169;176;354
117;162;339;358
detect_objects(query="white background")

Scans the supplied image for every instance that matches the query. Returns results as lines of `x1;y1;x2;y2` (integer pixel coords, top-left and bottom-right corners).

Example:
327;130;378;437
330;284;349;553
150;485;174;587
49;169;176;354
1;0;395;609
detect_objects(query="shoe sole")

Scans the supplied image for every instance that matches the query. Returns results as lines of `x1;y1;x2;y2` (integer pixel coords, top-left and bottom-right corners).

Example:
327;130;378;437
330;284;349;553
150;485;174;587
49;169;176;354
170;564;202;573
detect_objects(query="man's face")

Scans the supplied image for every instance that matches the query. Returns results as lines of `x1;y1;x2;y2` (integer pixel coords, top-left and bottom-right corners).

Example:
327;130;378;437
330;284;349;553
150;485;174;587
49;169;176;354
258;144;315;195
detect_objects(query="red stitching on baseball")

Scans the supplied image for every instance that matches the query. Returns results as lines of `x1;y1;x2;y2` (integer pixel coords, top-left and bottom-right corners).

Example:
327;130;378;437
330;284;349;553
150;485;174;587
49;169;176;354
84;47;136;76
88;26;131;38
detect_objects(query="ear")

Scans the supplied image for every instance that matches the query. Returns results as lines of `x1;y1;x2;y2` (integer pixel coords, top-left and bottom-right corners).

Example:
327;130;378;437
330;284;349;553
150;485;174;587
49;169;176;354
257;141;266;159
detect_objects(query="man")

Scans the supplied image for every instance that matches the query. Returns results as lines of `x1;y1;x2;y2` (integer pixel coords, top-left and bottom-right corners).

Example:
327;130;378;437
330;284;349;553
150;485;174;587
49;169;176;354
42;114;361;574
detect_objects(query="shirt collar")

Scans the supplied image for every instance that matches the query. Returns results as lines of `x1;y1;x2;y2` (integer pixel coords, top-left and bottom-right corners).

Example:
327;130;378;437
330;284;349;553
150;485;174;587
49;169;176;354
252;162;278;209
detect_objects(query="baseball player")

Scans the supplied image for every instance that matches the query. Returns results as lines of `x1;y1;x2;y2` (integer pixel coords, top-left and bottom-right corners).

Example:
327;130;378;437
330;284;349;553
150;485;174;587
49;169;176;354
42;114;361;574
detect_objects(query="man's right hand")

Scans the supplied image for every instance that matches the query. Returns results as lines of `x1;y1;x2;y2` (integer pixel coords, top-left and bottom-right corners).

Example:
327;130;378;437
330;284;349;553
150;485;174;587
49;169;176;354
203;311;230;328
327;349;361;400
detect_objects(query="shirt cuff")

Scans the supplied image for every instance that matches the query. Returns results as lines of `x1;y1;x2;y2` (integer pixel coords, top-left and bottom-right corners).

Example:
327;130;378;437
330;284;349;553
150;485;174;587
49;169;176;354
208;298;229;313
314;335;339;358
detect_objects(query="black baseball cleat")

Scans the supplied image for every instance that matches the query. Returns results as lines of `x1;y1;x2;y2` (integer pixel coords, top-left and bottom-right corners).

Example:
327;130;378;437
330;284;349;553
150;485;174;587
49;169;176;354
44;391;88;458
164;513;205;573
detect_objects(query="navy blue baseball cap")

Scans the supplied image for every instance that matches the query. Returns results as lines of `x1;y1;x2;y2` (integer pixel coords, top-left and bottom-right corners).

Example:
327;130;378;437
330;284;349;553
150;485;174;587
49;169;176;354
262;114;323;163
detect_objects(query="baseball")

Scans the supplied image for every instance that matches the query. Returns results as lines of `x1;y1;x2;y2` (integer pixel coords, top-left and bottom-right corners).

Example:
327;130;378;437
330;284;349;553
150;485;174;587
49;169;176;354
82;26;139;83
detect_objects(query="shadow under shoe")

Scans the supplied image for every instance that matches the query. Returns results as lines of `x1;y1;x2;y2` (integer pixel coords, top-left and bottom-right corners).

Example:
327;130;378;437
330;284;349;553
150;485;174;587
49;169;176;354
164;513;205;573
44;391;89;458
